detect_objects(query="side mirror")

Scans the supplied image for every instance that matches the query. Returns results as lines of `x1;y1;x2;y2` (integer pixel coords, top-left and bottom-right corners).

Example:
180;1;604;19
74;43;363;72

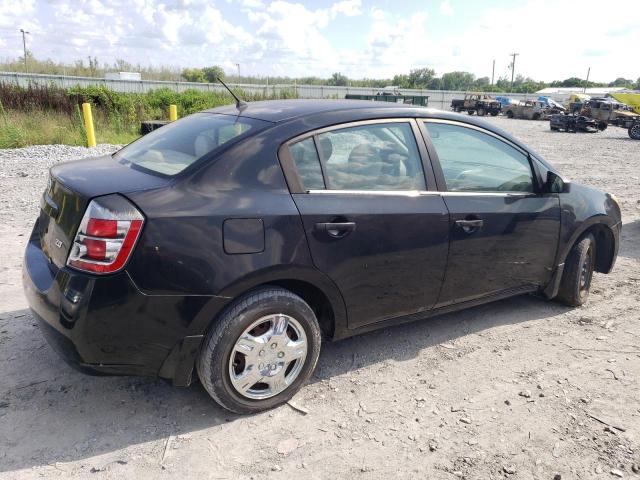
546;171;571;193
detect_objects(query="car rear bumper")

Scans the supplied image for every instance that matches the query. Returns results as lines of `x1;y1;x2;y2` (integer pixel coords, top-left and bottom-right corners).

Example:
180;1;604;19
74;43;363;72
22;222;227;385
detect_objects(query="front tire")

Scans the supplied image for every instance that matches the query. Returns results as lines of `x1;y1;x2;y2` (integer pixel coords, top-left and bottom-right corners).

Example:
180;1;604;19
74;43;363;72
197;287;322;414
556;234;596;307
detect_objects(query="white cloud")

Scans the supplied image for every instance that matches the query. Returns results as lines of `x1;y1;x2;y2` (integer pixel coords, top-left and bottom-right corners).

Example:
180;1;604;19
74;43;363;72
241;0;265;8
370;7;386;20
442;0;640;82
439;0;453;16
3;0;639;82
331;0;362;17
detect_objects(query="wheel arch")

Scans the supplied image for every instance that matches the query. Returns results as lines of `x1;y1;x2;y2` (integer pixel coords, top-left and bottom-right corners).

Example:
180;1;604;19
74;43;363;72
587;223;617;273
560;220;618;274
192;266;348;342
544;219;617;300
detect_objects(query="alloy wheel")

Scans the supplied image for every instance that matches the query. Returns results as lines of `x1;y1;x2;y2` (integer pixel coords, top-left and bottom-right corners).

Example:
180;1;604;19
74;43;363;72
228;314;308;400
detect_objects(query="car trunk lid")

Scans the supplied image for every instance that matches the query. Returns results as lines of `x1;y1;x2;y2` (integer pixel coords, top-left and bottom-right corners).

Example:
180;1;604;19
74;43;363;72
38;154;170;268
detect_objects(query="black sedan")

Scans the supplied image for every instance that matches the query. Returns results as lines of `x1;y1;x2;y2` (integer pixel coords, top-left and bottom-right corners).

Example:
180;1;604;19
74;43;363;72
23;100;621;413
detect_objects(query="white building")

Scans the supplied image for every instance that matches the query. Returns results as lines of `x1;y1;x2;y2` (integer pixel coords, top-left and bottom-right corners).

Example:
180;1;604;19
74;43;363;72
536;87;628;96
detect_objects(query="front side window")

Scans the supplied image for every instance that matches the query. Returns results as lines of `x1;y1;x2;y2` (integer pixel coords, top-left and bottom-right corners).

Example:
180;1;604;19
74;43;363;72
115;113;268;176
314;122;426;191
424;122;534;193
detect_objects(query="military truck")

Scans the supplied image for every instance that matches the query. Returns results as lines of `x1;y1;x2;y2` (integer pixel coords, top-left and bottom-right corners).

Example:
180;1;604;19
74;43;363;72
503;100;553;120
451;93;501;116
581;98;639;127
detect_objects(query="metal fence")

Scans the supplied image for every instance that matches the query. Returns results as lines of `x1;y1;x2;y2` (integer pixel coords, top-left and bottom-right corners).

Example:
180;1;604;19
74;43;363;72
0;72;571;111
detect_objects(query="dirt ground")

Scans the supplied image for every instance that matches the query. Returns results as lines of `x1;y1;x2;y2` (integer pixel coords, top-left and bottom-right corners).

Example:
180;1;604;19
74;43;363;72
0;117;639;479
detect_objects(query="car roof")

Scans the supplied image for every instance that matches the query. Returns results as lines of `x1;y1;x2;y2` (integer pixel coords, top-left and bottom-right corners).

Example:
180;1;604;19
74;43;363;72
206;99;429;123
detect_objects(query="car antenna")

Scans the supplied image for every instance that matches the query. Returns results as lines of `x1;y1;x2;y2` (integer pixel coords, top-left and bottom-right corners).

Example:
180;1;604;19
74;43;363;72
217;77;247;111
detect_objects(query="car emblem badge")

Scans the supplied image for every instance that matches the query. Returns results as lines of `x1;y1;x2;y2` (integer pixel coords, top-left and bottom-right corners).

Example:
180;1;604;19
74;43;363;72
55;239;63;249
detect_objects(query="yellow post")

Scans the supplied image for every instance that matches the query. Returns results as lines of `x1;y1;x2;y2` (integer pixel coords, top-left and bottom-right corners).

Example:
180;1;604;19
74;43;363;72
81;103;96;147
169;104;178;121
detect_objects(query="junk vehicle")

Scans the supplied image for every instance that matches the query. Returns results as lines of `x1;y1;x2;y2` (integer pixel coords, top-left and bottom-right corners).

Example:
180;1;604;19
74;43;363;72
495;96;520;108
451;93;501;116
550;114;607;133
537;96;566;112
565;93;591;114
610;92;640;115
504;100;554;120
24;99;620;414
581;98;640;128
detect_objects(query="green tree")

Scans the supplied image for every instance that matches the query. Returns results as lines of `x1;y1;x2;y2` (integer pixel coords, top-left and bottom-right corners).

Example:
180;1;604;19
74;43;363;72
441;71;475;91
560;77;583;87
328;72;348;86
407;68;436;88
427;77;443;90
202;65;225;83
608;77;633;87
474;76;490;90
182;68;206;83
391;74;410;88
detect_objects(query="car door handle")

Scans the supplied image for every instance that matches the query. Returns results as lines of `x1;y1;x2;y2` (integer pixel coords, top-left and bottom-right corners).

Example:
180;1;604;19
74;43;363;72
455;219;484;234
314;222;356;238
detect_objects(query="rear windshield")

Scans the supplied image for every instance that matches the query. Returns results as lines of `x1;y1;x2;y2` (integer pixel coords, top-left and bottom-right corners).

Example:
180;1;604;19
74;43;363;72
114;113;269;176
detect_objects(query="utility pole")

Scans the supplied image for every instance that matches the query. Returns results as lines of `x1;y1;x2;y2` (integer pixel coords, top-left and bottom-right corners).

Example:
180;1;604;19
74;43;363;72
491;59;495;87
20;29;29;73
236;63;240;82
509;53;519;92
584;67;591;93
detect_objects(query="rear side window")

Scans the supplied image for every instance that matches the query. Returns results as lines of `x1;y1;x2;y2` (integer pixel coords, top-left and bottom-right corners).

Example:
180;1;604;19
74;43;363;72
424;122;534;193
317;123;425;191
289;138;325;190
114;113;268;176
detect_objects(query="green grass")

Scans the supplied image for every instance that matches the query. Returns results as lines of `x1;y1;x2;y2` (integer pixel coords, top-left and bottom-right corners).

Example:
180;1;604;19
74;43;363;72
0;83;298;148
0;109;139;148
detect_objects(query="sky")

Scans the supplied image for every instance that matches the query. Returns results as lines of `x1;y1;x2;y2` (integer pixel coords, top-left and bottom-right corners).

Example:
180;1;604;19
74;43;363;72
1;0;639;82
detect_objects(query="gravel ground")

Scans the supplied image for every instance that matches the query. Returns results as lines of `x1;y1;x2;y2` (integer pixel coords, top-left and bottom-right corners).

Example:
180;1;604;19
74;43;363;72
0;118;639;479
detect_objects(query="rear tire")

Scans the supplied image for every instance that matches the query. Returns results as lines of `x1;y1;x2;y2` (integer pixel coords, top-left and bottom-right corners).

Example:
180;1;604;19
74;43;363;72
556;234;596;307
630;123;640;140
197;287;322;414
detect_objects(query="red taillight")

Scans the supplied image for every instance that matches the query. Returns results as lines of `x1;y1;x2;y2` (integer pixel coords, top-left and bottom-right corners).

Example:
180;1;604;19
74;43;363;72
84;238;107;260
67;195;144;274
87;218;118;238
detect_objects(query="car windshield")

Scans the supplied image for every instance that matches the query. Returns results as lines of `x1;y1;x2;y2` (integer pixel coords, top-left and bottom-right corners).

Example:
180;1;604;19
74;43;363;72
114;113;269;176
